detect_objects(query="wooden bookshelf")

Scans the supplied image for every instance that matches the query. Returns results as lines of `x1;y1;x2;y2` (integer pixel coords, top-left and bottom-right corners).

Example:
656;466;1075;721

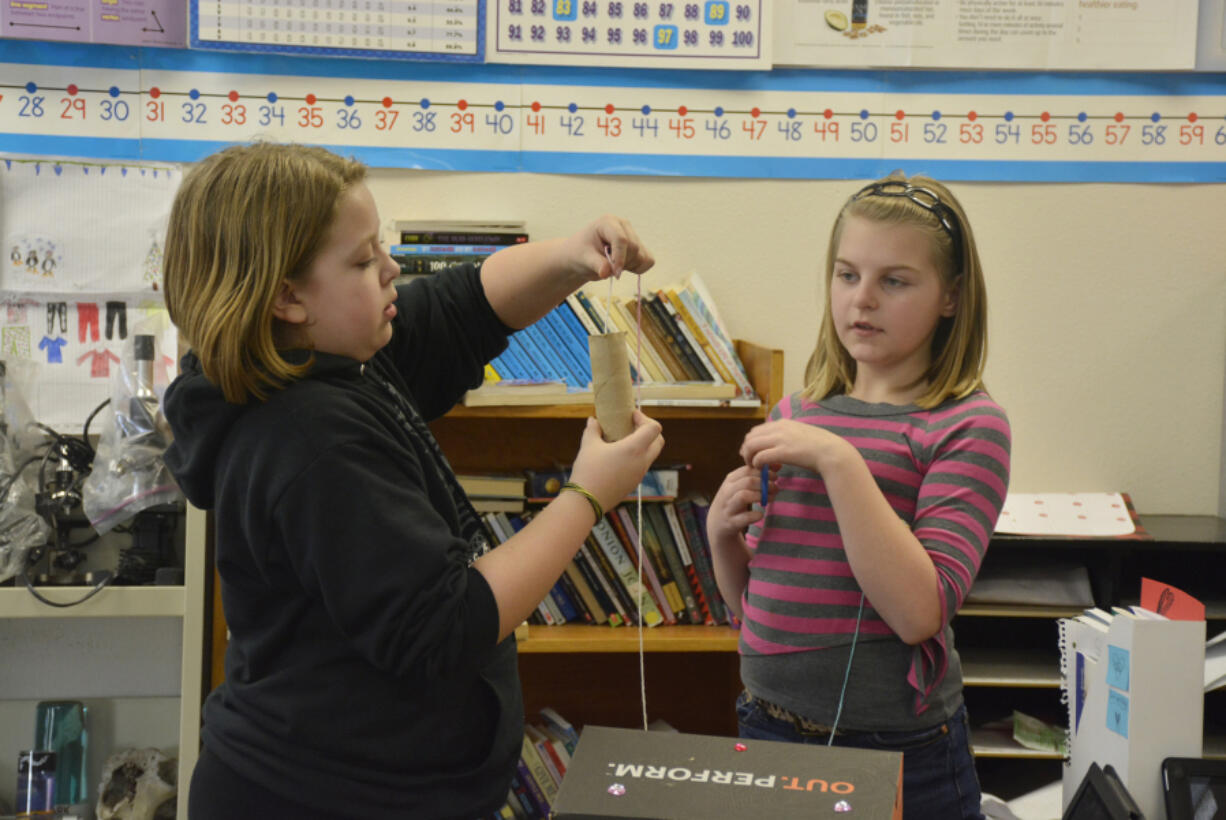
430;339;783;737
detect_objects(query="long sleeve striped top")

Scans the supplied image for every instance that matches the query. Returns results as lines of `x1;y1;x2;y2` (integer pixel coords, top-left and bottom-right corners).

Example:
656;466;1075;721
740;390;1011;718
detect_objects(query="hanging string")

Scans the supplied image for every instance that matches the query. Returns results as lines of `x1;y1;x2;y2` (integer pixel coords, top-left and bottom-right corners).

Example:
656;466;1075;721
606;249;649;731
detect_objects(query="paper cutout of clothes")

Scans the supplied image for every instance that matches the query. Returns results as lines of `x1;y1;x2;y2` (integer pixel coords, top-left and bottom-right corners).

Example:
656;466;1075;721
105;301;127;340
77;302;100;343
4;299;36;323
2;326;31;359
76;348;120;378
47;302;68;334
39;336;67;364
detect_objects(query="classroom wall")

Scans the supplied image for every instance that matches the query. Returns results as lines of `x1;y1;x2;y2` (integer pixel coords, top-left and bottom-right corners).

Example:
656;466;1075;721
366;170;1226;516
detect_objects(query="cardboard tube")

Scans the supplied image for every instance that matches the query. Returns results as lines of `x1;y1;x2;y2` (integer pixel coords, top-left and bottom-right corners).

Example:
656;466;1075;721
589;332;634;442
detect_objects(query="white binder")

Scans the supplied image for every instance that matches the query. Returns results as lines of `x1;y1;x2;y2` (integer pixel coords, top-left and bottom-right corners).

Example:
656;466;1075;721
1060;608;1205;818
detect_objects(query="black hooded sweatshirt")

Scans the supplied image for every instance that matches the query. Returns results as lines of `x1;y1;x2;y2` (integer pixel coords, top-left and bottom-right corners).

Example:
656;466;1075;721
163;264;521;819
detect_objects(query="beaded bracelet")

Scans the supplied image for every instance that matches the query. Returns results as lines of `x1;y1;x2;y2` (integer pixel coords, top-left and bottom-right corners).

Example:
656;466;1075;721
561;481;603;525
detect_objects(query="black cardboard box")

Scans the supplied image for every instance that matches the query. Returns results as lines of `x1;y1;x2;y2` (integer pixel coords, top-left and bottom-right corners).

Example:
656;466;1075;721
551;725;902;819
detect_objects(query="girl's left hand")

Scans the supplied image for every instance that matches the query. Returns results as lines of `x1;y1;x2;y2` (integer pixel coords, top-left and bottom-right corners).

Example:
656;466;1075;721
740;419;847;475
569;215;655;281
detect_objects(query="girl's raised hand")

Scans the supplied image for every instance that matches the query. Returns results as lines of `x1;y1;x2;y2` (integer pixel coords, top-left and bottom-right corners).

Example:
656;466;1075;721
568;215;655;281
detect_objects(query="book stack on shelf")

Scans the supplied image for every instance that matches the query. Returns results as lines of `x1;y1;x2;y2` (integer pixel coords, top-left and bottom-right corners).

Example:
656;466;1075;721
484;707;579;820
464;272;761;409
476;466;732;630
455;473;527;514
390;219;528;280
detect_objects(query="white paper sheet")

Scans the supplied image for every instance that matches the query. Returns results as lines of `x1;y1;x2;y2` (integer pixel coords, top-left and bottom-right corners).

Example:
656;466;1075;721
996;492;1137;537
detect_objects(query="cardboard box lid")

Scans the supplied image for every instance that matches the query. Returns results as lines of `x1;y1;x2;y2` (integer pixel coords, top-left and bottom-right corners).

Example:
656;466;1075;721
552;725;902;819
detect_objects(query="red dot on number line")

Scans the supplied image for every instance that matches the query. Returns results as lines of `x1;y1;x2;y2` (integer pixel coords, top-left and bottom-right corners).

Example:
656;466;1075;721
678;105;688;116
1189;112;1198;122
751;107;761;118
824;108;834;119
149;87;160;98
382;97;393;108
531;101;541;112
457;99;467;110
306;93;317;104
895;109;905;120
1040;111;1051;122
228;91;239;102
968;111;977;121
605;103;615;114
1114;112;1124;122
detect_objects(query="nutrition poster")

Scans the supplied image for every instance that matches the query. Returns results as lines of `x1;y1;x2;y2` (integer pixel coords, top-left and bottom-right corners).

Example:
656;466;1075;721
774;0;1199;71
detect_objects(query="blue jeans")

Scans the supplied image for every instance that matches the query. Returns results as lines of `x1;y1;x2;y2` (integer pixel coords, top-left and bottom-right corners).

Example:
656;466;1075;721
736;691;984;820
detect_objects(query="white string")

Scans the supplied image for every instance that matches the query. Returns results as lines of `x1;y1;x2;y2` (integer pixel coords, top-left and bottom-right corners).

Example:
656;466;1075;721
607;255;648;731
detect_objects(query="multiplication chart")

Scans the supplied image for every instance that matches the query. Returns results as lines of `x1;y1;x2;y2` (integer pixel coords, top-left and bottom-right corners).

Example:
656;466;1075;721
487;0;769;69
191;0;482;61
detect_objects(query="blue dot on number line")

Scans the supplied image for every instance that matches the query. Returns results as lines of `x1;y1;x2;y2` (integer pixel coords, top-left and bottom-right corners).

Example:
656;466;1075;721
1078;112;1087;122
495;100;505;111
420;98;430;109
568;102;577;113
642;104;651;115
25;82;36;93
714;106;724;117
932;110;941;121
109;86;120;98
786;108;796;119
344;95;355;106
1151;112;1161;122
1004;111;1014;121
189;89;200;100
859;109;869;120
267;92;278;103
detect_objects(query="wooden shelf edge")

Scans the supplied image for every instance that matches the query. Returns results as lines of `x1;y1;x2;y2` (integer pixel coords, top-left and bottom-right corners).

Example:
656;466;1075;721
0;585;186;618
515;624;740;653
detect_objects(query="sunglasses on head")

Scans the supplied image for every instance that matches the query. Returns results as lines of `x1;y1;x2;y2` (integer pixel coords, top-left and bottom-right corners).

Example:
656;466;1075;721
849;181;964;273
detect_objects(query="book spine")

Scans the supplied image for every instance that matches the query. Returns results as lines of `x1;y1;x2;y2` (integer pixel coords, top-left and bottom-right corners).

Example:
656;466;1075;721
632;297;691;380
523;319;583;387
614;506;677;624
514;757;550;818
539;706;580;751
557;567;596;623
591;517;664;627
604;296;659;383
650;502;705;625
399;230;529;245
570;550;613;625
541;307;591;386
665;288;734;385
675;498;727;624
648;293;711;381
564;293;601;336
492;344;527;381
506;334;548;382
582;535;638;625
661;501;715;626
520;735;559;805
642;503;695;623
682;279;755;391
655;290;719;382
572;289;607;333
547;578;582;623
515;326;565;383
677;288;755;397
555;299;595;355
525;727;564;787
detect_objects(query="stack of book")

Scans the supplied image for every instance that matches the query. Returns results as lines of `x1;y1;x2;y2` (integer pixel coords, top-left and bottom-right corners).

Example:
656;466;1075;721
465;271;760;408
478;469;732;630
391;219;528;280
485;707;579;820
455;473;526;514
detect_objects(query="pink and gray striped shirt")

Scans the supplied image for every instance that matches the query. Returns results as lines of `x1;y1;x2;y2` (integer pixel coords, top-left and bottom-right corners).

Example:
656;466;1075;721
741;390;1011;718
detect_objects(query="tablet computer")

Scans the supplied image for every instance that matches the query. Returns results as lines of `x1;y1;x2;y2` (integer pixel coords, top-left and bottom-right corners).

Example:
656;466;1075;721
1063;762;1145;820
1163;757;1226;820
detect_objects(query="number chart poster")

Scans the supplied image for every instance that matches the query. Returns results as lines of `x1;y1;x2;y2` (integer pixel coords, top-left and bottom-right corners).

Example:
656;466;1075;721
2;40;1226;182
487;0;770;70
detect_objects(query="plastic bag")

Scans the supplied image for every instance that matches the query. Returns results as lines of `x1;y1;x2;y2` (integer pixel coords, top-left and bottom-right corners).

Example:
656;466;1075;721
82;335;182;535
0;361;51;583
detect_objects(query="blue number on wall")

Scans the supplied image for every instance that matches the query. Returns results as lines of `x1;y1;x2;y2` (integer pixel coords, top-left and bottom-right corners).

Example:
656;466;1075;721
653;24;678;49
